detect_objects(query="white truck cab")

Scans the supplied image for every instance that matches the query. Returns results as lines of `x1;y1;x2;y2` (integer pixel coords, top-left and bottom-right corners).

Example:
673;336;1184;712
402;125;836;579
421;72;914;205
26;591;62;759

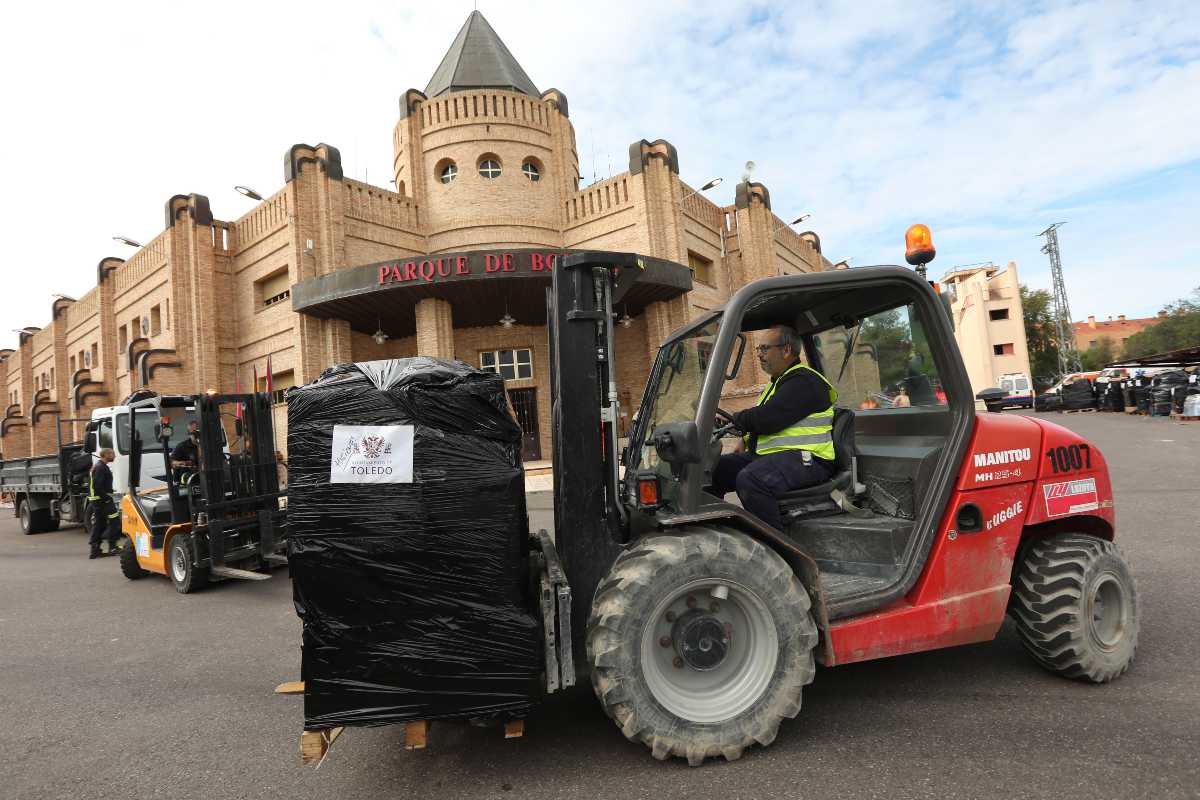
84;402;199;495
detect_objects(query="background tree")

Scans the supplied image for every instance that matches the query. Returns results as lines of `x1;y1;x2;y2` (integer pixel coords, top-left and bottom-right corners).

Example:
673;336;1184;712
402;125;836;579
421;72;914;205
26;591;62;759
1079;336;1117;371
1021;285;1060;390
1123;287;1200;358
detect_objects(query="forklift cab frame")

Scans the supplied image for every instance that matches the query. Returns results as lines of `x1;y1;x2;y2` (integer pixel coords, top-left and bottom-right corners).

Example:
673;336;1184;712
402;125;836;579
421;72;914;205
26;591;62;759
549;255;975;664
623;267;975;620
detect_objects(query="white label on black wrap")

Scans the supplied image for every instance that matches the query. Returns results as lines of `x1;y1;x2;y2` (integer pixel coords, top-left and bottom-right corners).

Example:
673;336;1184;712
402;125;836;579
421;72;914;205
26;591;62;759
330;425;414;484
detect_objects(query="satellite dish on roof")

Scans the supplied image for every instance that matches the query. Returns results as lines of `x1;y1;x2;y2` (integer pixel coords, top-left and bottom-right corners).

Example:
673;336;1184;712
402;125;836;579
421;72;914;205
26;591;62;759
742;161;756;182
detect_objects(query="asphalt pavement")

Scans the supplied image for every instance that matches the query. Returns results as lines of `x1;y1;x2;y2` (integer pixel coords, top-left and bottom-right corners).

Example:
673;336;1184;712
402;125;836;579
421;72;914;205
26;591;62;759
2;411;1198;800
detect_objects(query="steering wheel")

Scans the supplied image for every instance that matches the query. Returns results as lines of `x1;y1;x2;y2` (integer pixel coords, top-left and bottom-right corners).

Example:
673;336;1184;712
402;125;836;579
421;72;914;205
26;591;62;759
711;407;741;442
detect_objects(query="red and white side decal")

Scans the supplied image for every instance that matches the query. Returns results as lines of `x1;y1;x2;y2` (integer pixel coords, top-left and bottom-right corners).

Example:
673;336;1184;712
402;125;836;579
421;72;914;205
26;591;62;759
1043;477;1100;517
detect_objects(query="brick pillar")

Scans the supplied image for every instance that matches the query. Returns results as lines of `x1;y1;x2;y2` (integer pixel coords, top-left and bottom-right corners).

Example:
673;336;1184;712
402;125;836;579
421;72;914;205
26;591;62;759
287;143;349;382
415;298;455;359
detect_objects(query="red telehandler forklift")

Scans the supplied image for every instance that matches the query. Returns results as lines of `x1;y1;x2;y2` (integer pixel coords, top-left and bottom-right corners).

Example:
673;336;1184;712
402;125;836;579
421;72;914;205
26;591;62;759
298;238;1138;767
530;241;1137;765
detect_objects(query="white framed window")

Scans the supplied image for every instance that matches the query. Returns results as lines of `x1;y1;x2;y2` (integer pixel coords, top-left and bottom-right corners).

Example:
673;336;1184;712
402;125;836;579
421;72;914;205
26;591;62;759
522;160;541;182
439;162;457;184
480;348;532;380
478;158;502;179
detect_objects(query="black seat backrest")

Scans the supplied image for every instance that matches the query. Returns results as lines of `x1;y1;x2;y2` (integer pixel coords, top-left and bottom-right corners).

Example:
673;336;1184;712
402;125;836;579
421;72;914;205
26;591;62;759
831;407;856;472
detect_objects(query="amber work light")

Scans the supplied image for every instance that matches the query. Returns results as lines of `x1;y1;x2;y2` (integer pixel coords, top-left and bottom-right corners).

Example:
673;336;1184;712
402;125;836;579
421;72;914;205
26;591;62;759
905;224;936;267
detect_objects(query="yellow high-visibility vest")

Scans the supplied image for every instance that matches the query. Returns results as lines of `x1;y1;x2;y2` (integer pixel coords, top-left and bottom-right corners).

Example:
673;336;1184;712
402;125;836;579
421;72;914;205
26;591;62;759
747;363;837;460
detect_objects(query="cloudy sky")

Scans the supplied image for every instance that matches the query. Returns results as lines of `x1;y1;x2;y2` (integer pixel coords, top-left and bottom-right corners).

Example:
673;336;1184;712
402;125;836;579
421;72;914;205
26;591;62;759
3;1;1198;348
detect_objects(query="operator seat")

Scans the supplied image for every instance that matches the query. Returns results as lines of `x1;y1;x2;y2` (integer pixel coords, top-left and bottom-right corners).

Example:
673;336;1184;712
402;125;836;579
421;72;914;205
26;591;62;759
777;407;858;519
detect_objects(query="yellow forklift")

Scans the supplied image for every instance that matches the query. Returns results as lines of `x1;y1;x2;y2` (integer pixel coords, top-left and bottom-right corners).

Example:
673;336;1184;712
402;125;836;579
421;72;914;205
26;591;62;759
118;391;286;593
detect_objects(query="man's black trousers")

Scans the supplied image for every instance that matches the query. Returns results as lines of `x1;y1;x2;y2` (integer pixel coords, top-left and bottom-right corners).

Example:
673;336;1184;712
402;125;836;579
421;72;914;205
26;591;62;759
713;450;832;530
89;498;120;552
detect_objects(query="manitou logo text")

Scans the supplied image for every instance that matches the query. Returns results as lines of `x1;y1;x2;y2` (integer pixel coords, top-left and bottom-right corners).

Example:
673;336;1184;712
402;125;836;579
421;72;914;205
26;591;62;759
973;448;1031;468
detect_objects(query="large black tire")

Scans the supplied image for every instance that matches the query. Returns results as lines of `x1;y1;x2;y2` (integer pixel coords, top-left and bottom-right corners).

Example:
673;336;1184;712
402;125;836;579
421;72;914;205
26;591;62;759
119;536;148;580
168;534;209;594
587;527;818;766
1009;533;1139;682
18;501;52;535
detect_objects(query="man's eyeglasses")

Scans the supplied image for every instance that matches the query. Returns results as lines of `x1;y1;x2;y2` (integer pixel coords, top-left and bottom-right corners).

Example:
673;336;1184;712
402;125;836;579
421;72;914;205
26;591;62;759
754;343;786;355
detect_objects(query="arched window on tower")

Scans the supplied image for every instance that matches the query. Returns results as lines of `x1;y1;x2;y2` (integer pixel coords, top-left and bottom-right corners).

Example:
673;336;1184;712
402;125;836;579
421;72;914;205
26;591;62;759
437;160;458;184
522;159;541;182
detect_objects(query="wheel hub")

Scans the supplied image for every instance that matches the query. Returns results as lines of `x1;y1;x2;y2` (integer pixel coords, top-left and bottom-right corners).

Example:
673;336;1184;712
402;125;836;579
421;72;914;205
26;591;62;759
672;610;730;671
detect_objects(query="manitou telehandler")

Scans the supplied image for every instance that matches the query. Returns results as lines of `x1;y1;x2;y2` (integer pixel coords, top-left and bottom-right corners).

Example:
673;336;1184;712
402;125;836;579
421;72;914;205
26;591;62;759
527;242;1137;766
298;239;1137;767
119;391;287;593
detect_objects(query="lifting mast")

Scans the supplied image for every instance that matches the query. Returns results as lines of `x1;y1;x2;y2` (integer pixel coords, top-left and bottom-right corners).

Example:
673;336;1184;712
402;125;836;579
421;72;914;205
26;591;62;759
1039;222;1081;377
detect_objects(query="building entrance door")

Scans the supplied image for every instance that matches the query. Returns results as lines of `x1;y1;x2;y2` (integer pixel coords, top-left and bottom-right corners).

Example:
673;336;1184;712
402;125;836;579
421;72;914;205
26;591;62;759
508;387;541;461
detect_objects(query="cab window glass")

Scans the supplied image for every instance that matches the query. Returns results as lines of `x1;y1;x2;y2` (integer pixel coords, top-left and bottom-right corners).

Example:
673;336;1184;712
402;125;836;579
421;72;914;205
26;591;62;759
97;418;113;449
815;304;946;410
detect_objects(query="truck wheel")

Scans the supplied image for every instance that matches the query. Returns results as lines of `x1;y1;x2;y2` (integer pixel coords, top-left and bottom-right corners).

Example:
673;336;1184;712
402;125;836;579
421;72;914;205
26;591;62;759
587;527;818;766
1009;533;1139;682
119;536;148;580
18;501;51;535
168;534;209;594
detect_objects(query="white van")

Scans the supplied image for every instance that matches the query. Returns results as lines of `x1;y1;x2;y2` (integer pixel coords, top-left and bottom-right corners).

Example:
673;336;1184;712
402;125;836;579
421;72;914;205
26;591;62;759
997;372;1033;409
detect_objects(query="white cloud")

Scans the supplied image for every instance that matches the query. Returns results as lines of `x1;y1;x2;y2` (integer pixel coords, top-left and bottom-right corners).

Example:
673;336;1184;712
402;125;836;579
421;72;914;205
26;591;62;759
1;0;1197;345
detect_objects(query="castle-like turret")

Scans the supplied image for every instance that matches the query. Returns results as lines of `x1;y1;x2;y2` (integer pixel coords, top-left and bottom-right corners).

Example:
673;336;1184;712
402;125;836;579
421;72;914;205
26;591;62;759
392;11;578;252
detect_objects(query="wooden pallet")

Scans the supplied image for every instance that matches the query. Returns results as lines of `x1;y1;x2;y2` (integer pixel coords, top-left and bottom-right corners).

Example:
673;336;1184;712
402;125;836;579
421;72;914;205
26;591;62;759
296;717;523;765
1179;416;1200;422
1064;408;1098;413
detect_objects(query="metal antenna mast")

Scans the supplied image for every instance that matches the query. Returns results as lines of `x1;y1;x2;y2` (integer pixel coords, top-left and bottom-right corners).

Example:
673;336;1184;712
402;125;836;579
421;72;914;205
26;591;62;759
1038;222;1081;376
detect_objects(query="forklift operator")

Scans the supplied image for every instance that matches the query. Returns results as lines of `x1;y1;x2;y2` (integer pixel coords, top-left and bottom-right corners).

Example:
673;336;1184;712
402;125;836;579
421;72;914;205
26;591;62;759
170;421;201;486
712;324;838;530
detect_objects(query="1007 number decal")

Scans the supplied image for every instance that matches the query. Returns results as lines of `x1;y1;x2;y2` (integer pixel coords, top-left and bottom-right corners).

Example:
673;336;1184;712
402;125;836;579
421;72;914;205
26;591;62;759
1046;443;1091;473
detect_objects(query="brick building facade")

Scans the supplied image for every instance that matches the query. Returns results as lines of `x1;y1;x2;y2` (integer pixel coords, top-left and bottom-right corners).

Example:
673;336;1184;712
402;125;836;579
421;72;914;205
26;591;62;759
1072;313;1166;357
1;12;831;461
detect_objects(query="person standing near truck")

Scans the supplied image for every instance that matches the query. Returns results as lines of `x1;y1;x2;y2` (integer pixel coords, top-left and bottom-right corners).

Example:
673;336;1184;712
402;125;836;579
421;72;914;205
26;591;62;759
87;448;121;559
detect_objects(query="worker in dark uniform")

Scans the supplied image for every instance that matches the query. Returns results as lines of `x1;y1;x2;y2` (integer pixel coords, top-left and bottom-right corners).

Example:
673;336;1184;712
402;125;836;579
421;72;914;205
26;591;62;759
170;421;201;487
88;448;121;559
712;324;838;530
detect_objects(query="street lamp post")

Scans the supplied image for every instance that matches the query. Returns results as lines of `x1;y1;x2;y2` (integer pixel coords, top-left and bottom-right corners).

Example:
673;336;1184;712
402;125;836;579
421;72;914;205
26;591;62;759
235;186;264;201
678;177;723;205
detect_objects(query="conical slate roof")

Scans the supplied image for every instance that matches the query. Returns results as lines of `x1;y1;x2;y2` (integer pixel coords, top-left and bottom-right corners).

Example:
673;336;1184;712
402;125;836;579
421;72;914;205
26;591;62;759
424;11;539;98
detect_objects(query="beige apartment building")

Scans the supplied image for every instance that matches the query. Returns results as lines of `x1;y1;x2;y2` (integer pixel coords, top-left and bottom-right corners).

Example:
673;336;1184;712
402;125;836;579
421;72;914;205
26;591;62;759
941;262;1032;393
1;11;832;462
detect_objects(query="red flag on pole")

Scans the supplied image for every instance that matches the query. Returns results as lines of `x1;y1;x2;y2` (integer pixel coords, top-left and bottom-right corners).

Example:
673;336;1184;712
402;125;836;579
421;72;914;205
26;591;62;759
234;366;242;419
253;364;259;398
266;354;274;397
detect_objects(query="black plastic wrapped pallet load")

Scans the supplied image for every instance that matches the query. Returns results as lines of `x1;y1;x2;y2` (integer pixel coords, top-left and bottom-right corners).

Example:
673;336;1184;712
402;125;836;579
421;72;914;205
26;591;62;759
1061;379;1097;410
1135;386;1152;413
1103;383;1125;411
287;358;542;729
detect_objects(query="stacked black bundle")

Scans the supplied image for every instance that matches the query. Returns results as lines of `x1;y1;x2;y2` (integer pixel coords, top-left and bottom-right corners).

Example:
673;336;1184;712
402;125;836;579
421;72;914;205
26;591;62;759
1135;386;1152;414
1060;378;1097;410
1152;371;1190;415
1035;393;1063;412
287;359;541;730
1102;381;1126;411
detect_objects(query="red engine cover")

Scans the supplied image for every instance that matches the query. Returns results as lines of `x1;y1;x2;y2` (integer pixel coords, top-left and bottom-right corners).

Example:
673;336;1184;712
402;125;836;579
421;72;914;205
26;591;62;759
826;413;1115;667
